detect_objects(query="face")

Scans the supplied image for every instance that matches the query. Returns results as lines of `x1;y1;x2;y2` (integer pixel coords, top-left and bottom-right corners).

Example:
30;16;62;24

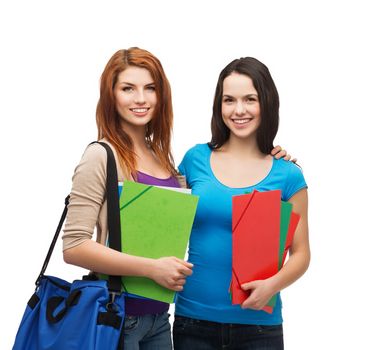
221;73;261;140
114;66;157;130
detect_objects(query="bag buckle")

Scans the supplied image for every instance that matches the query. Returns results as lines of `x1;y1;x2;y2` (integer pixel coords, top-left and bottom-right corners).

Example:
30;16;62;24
110;291;119;303
106;291;121;313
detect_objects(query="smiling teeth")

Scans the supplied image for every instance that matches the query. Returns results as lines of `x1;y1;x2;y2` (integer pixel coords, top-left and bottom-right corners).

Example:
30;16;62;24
132;108;148;112
233;119;250;124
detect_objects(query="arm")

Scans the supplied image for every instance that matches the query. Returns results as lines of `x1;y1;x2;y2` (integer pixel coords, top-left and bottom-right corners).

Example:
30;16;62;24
63;144;192;291
64;241;192;291
241;188;310;310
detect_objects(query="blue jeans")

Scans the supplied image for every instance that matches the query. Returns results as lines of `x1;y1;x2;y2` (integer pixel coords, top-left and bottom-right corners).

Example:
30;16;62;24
173;316;284;350
123;312;172;349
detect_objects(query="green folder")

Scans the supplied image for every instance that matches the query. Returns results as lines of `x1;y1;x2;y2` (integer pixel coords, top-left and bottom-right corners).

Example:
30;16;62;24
267;201;293;307
120;181;199;303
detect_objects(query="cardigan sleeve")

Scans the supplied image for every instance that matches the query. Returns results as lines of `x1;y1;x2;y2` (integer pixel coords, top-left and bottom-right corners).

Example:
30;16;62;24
62;143;108;251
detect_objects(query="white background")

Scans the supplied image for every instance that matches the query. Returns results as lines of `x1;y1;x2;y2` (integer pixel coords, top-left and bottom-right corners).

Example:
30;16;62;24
1;0;365;349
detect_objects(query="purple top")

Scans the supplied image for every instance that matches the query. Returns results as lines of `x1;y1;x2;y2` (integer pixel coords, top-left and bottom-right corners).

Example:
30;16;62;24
125;171;181;316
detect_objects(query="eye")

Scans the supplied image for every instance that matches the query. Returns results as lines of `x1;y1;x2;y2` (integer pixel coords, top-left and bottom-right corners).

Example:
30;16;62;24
122;86;133;92
223;97;234;104
246;96;258;103
146;85;156;91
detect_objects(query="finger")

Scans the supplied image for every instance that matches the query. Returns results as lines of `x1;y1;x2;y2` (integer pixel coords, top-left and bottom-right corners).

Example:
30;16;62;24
165;282;180;291
174;277;186;285
166;278;184;291
274;149;286;159
242;302;261;310
182;260;193;268
174;257;193;269
241;294;262;310
241;296;255;309
178;265;193;276
241;282;254;291
241;301;249;309
284;154;291;161
172;273;188;282
172;285;184;291
291;158;298;164
271;145;282;155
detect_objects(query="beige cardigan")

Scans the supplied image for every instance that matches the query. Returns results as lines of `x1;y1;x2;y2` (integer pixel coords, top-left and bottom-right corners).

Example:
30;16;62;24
62;141;186;251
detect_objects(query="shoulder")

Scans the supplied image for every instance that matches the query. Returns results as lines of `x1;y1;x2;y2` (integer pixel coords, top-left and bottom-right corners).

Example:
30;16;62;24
273;158;307;200
274;158;305;177
72;142;108;182
82;142;108;163
178;143;210;179
81;140;125;181
182;143;210;160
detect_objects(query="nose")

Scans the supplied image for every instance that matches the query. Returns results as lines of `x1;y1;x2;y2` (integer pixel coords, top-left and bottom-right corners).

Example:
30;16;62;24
235;101;246;115
134;89;146;105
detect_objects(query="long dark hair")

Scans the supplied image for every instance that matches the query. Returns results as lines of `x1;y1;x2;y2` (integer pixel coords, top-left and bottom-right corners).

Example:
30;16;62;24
209;57;279;154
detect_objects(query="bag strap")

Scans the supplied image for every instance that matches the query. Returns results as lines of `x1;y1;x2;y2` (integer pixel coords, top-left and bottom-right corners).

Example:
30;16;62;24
35;141;122;293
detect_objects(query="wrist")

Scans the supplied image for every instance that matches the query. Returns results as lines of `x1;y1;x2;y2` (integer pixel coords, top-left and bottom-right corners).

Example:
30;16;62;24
143;257;158;279
267;275;281;295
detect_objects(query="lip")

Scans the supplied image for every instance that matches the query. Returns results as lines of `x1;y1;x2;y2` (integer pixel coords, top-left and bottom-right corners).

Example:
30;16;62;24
130;107;150;117
230;118;253;128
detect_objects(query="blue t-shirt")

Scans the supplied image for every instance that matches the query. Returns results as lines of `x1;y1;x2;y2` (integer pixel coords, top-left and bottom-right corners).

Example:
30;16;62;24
175;143;307;325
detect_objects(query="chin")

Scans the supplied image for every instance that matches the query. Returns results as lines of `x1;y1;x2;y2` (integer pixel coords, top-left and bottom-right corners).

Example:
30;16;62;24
231;129;256;139
131;116;153;125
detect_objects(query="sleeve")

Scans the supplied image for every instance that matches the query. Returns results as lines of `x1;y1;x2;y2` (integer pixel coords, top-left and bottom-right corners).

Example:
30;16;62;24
62;143;108;251
178;161;186;177
178;146;196;186
283;163;308;201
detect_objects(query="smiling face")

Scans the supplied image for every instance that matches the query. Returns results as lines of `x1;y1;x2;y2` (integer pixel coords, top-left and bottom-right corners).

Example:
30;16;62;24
221;72;261;141
114;66;157;130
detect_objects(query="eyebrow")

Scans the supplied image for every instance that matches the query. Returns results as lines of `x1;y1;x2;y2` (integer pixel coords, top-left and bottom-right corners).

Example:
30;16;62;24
118;81;155;87
223;93;258;98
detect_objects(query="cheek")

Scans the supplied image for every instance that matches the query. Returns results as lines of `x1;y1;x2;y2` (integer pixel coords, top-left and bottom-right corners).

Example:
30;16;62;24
150;93;157;107
251;105;261;118
252;109;261;129
116;91;134;106
221;105;233;119
115;96;132;117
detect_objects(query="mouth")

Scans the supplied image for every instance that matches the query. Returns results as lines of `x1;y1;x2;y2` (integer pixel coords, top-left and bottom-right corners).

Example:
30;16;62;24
129;107;151;117
231;118;253;125
130;108;150;113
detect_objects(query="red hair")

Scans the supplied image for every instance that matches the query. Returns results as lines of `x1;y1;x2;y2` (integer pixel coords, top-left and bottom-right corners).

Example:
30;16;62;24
96;47;176;177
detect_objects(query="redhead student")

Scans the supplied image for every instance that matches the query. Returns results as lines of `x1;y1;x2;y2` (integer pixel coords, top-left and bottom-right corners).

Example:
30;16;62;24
173;57;310;350
62;47;193;350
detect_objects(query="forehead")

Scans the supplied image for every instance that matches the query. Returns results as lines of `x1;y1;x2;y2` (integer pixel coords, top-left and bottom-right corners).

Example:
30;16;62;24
116;66;154;84
223;73;257;95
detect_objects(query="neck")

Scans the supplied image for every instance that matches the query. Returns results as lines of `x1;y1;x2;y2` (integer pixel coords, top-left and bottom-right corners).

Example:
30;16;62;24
221;134;263;159
121;123;149;153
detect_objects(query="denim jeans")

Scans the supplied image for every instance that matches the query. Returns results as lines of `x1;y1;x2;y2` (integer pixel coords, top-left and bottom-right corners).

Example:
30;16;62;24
123;312;172;350
173;315;284;350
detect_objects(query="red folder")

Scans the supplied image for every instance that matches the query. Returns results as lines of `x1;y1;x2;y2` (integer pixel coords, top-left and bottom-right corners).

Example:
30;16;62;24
230;191;256;305
231;190;282;313
232;190;281;282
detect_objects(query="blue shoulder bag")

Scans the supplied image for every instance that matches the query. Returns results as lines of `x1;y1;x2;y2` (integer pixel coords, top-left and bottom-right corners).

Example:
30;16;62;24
13;142;126;350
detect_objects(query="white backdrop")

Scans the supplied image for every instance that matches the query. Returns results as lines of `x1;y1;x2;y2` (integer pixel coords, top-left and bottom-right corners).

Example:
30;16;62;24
1;1;365;349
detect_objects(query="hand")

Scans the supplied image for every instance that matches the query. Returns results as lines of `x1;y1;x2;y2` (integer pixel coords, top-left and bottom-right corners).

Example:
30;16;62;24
271;145;297;163
150;257;193;291
240;279;275;310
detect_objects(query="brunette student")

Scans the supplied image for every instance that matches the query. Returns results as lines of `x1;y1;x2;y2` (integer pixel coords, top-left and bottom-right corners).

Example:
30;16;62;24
173;57;310;350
